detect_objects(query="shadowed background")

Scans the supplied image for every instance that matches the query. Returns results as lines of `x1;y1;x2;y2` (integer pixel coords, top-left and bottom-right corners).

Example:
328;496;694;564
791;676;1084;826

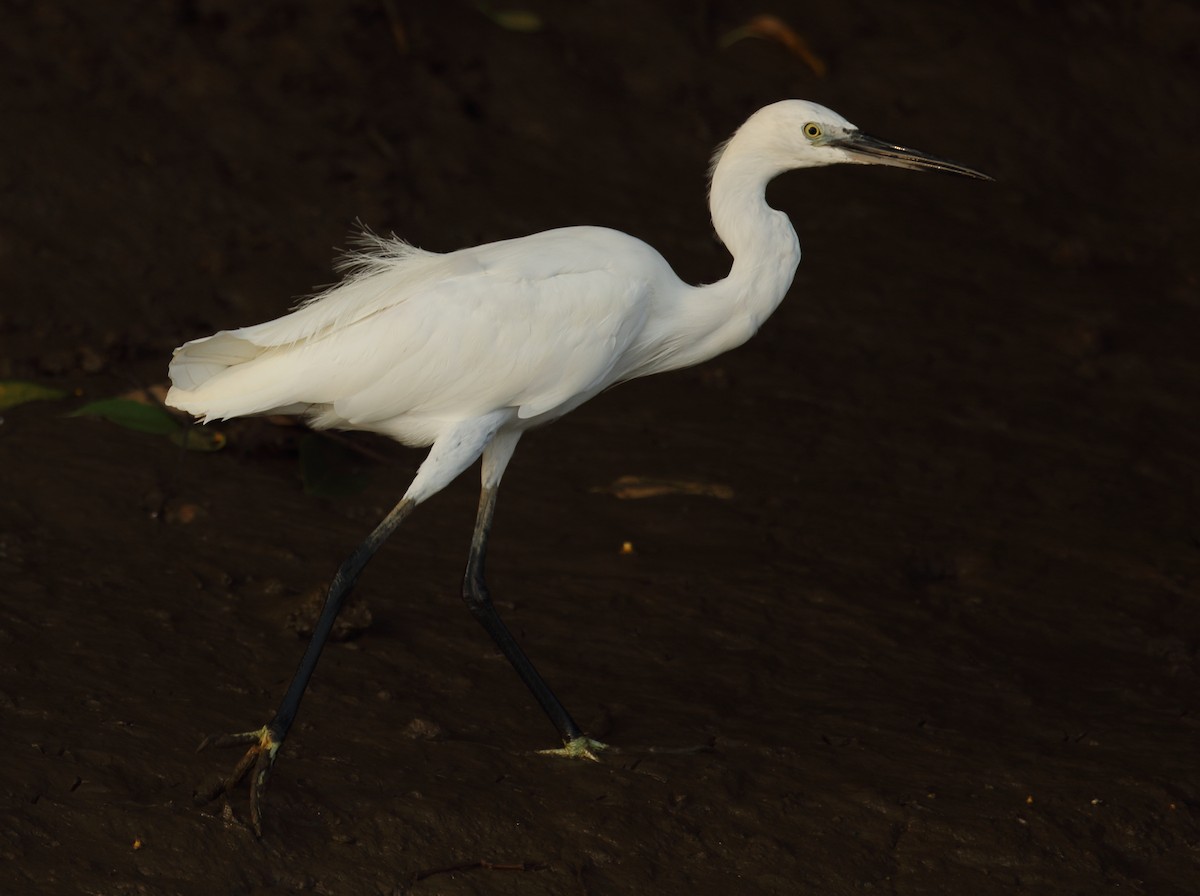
1;1;1198;893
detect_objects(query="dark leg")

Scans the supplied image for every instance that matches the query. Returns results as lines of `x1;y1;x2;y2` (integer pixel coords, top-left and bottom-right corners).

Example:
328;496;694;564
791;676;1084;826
463;484;606;758
197;496;416;835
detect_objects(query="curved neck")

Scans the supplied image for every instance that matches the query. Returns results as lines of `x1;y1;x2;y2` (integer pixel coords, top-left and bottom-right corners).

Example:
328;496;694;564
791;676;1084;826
709;136;794;261
697;137;802;342
619;131;803;381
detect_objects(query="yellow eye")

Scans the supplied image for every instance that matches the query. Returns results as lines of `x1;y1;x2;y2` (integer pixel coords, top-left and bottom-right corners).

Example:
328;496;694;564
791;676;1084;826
803;122;823;140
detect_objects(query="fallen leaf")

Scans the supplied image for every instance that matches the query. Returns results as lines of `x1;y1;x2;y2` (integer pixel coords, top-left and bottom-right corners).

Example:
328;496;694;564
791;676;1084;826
71;398;181;435
72;395;226;451
475;3;543;32
0;380;67;411
595;475;734;500
720;14;828;78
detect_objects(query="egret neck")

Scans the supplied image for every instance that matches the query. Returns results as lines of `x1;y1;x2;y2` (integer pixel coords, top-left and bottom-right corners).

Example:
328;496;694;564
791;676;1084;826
656;129;802;375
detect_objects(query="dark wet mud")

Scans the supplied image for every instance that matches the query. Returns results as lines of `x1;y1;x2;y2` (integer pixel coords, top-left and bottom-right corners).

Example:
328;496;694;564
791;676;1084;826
2;2;1199;893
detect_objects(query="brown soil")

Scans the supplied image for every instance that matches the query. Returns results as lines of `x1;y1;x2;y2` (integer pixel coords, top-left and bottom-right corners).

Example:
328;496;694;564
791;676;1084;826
2;2;1198;894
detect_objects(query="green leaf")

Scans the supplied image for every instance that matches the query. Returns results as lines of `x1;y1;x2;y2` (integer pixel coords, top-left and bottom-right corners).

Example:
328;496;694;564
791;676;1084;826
0;380;68;411
71;398;182;435
299;434;370;498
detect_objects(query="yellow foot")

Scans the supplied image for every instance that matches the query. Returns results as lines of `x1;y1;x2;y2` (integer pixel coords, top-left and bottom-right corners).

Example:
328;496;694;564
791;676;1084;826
195;725;282;837
538;736;609;762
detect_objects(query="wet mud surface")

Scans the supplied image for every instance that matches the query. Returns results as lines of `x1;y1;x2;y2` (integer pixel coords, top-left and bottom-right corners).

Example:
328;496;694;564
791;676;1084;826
2;2;1199;893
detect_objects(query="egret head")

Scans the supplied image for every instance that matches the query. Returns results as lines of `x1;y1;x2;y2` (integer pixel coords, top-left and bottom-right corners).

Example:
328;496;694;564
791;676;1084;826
722;99;991;181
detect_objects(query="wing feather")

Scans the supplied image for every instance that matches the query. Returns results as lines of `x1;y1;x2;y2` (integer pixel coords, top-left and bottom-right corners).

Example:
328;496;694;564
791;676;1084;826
166;226;667;439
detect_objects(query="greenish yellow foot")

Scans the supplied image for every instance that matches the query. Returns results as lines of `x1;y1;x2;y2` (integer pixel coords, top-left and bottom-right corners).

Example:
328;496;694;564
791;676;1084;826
538;736;609;762
196;724;283;837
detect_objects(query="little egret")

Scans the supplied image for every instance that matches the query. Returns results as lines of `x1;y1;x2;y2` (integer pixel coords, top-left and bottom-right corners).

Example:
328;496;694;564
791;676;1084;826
167;99;988;834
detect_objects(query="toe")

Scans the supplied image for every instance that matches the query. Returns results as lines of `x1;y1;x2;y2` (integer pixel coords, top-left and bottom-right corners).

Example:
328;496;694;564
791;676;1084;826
538;736;610;761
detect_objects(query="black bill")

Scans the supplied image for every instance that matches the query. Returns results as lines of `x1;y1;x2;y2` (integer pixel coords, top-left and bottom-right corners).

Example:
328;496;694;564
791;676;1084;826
833;131;992;180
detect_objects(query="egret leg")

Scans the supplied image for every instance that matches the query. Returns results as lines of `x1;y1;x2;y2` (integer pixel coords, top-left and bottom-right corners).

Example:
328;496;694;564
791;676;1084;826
463;434;606;759
197;495;417;835
198;414;513;835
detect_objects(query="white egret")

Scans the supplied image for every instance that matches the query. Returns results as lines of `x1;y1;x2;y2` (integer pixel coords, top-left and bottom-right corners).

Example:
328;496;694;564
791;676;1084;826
167;99;989;834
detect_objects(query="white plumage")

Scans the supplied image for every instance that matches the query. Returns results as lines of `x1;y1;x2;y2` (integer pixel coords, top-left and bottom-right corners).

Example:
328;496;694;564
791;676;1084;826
171;100;988;835
170;227;668;442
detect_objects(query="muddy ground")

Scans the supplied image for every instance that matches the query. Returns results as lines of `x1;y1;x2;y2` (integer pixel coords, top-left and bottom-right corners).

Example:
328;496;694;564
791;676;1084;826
2;1;1199;893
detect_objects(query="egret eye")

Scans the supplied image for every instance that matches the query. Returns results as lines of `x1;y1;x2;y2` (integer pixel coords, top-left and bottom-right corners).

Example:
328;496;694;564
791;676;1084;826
803;122;823;140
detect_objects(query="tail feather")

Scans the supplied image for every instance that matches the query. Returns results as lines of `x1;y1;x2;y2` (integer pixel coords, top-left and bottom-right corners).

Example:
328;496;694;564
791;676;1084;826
166;331;316;421
167;331;264;391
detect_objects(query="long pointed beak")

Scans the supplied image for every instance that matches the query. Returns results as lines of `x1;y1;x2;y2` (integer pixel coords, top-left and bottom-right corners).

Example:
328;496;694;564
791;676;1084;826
833;131;992;180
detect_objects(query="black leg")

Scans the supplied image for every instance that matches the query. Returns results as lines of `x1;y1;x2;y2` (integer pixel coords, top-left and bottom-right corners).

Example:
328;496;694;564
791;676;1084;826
463;483;604;757
198;496;417;835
